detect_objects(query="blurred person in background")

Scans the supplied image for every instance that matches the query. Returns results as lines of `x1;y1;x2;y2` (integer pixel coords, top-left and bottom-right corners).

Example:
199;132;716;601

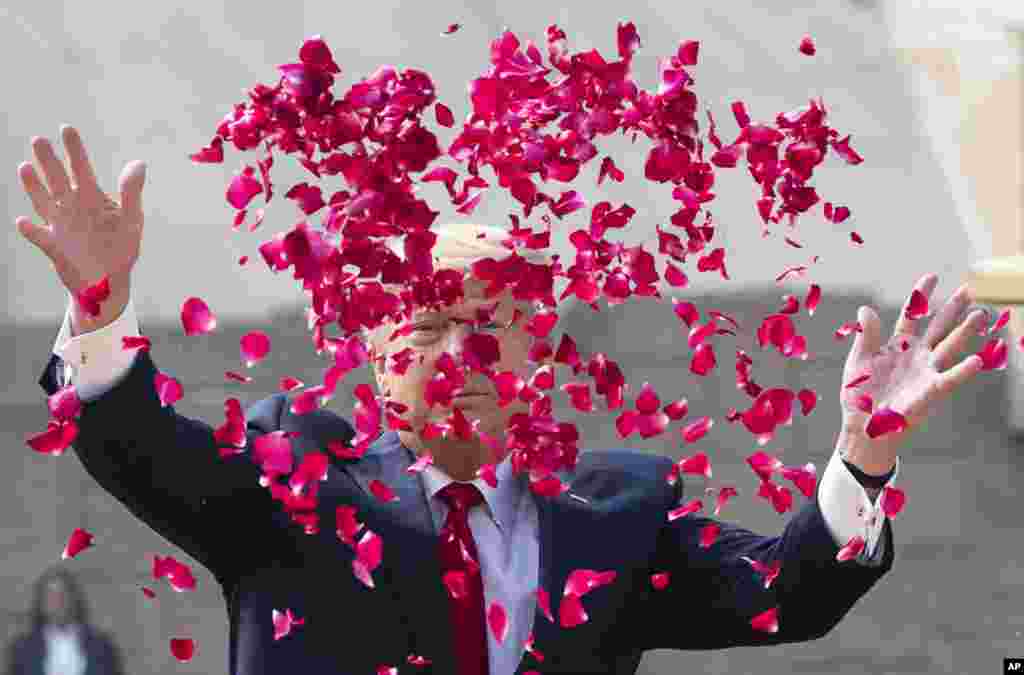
4;565;125;675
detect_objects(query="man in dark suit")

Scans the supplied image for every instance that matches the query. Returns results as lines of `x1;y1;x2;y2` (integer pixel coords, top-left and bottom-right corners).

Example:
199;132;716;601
5;566;126;675
21;125;986;673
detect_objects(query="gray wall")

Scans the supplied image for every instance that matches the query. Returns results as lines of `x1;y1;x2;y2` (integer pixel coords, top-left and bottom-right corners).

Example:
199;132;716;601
5;1;1020;674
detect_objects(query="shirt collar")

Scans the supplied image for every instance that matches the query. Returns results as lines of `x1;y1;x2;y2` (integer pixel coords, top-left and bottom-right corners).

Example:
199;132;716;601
420;453;524;533
43;623;80;638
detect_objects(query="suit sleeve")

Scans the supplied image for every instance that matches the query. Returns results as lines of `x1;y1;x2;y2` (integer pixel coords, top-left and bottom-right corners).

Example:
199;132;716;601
38;346;303;580
633;458;894;651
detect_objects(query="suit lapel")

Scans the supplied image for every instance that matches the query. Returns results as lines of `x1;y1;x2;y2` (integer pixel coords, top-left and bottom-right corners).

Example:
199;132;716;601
337;432;457;674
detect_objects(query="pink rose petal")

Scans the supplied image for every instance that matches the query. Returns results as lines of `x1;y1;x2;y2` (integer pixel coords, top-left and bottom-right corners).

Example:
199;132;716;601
153;372;184;407
650;572;670;590
73;275;111;318
750;606;779;633
272;608;305;641
122;335;152;352
865;407;908;439
836;535;866;562
26;420;78;456
181;297;217;336
240;331;272;367
536;587;554;623
61;528;94;559
48;385;82;422
488;601;509;643
169;638;195;662
880;485;906;519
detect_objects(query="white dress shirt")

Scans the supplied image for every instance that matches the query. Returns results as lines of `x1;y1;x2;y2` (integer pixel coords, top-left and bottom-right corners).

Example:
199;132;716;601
43;623;86;675
51;291;899;674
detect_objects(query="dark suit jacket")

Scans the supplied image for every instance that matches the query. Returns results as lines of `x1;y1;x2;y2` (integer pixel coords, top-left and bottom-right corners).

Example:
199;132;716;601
38;348;893;675
4;625;125;675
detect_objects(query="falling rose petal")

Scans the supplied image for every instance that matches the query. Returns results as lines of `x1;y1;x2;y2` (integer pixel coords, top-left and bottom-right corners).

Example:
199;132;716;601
73;275;111;318
530;475;570;497
169;638;195;662
181;297;217;336
976;338;1008;371
750;606;780;633
153;372;184;407
141;587;156;600
798;35;816;56
679;452;712;479
26;420;77;456
378;668;398;675
475;463;498;488
435;103;454;127
488;602;509;643
152;556;198;593
406;452;435;474
837;535;866;562
880;486;906;519
272;608;304;641
990;308;1011;335
667;498;703;522
564;569;617;597
746;451;784;482
122;335;152;352
699;522;720;548
279;376;305;392
443;570;469;600
369;479;399;503
805;284;821;316
536;587;554;623
650;572;670;590
443;23;461;35
238;255;249;266
904;289;930;321
226;165;263;210
225;371;252;384
741;556;782;589
352;530;384;588
865;407;908;439
680;416;713;444
523;632;545;663
797;389;818;416
663;397;689;421
407;654;432;666
48;385;82;422
61;528;94;559
712;485;739;516
240;331;272;367
780;462;817;499
558;593;587;628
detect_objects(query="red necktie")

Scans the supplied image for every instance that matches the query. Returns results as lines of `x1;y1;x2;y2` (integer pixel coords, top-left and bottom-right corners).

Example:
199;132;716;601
436;481;490;675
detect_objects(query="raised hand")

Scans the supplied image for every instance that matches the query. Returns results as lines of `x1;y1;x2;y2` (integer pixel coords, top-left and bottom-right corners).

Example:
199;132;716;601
838;273;988;473
15;125;147;330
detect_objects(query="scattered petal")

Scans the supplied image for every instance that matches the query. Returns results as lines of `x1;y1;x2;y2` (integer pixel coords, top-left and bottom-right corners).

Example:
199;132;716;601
170;638;195;662
61;528;94;559
181;297;217;336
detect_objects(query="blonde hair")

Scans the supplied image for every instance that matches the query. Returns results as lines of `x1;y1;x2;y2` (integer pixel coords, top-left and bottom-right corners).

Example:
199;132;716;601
361;222;552;352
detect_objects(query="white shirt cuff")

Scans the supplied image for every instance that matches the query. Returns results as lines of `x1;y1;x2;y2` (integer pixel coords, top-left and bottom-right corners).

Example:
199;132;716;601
818;448;900;565
52;290;142;402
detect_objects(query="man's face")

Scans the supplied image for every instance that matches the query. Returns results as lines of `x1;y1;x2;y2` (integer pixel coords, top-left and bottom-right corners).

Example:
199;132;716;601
371;278;539;458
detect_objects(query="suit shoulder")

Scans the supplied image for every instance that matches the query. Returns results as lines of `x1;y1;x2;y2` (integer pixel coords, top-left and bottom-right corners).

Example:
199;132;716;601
575;448;675;500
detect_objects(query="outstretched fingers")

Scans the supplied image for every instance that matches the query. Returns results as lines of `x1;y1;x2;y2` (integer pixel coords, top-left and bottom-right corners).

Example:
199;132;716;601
61;125;101;195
